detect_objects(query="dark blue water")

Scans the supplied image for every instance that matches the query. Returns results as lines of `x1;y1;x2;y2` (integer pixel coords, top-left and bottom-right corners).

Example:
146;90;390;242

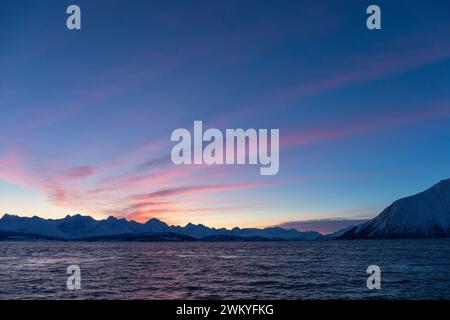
0;239;449;299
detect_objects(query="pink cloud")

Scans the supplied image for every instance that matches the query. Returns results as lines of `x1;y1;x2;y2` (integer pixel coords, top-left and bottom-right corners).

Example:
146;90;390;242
62;166;96;178
281;41;450;101
282;103;450;149
211;28;450;126
131;181;274;201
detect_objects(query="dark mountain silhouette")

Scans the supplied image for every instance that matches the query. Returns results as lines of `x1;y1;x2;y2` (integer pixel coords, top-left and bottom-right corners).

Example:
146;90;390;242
0;214;321;241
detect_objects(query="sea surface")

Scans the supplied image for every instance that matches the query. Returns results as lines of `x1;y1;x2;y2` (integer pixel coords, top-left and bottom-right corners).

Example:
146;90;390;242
0;239;449;299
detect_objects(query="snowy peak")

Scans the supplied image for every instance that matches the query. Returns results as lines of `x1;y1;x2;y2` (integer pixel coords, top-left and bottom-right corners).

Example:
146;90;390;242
92;216;138;235
341;179;450;239
144;218;169;232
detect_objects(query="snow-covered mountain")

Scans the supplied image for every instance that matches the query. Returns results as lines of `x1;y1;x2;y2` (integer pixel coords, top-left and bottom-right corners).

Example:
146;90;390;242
341;179;450;239
0;214;320;240
0;214;67;238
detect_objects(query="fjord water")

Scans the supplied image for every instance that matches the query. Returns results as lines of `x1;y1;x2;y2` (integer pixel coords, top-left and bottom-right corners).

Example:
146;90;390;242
0;239;449;299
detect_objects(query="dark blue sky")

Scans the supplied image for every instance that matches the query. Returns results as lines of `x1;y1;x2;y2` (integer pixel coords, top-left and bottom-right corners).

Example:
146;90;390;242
1;0;450;228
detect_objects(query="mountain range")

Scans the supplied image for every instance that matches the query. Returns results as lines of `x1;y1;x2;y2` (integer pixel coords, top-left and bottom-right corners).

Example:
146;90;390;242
2;178;450;241
0;214;321;241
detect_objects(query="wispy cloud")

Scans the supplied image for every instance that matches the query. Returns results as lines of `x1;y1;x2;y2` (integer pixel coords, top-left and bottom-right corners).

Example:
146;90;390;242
282;102;450;148
213;28;450;125
131;181;273;201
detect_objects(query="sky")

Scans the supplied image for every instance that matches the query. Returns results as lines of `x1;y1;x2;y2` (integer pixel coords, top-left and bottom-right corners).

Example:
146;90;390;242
1;0;450;229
